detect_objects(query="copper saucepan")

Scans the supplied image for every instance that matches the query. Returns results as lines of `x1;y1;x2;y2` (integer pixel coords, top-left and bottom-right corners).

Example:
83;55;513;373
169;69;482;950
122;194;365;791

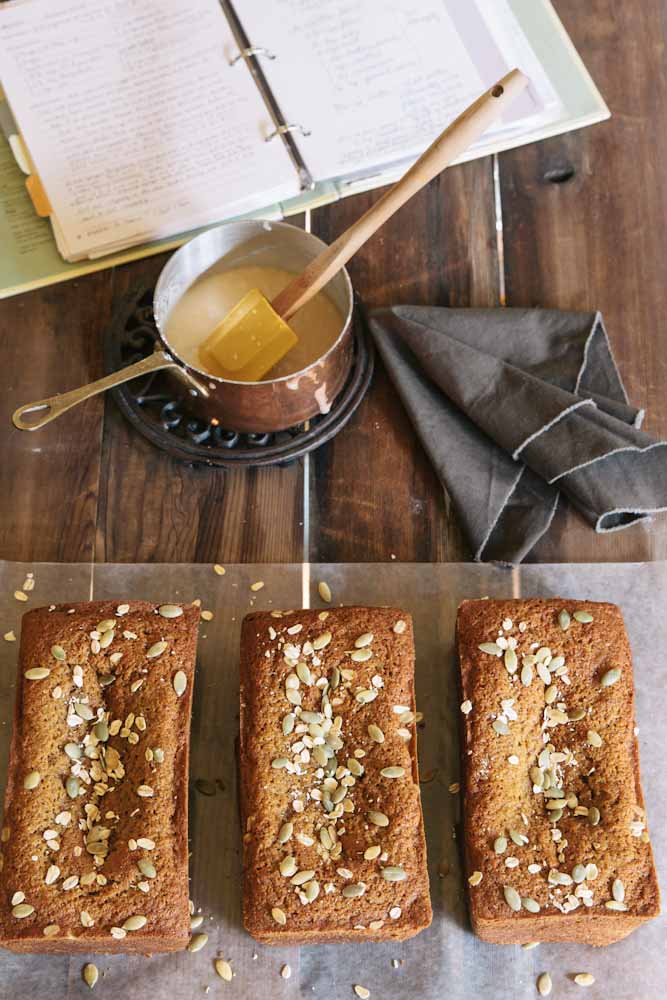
12;220;355;435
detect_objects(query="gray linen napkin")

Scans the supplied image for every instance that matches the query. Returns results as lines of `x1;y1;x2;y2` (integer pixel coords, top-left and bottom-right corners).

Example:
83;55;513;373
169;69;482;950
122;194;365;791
369;306;667;563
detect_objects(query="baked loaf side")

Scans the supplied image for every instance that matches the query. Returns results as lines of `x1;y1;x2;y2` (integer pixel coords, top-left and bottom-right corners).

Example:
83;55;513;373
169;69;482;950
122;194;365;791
0;600;199;954
457;598;660;945
240;606;432;944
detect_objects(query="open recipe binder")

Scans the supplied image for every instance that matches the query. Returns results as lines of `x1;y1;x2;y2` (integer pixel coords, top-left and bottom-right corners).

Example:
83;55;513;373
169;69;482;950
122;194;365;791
0;0;609;298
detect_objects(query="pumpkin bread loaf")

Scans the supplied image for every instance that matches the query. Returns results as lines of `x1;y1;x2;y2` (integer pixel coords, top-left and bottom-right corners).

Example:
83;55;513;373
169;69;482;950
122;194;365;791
457;598;659;945
240;606;432;944
0;600;199;954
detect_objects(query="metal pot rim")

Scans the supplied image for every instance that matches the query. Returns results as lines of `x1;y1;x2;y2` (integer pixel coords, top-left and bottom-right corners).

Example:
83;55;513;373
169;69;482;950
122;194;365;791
153;219;354;387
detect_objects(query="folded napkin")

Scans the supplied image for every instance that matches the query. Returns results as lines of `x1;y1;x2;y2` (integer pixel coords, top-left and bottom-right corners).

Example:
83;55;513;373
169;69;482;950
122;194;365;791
369;307;667;563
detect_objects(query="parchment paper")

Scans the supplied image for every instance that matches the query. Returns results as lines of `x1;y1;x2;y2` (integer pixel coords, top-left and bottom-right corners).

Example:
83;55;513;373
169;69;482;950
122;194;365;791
0;561;664;1000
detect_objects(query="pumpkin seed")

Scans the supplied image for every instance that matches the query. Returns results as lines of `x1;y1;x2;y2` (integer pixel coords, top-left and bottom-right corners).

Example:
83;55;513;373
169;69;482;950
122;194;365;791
478;642;502;656
25;667;50;680
342;883;366;898
520;664;533;686
468;871;483;886
573;973;595;987
51;645;66;661
380;766;405;779
215;959;233;981
99;629;115;649
537;972;553;997
612;878;625;902
73;702;94;721
600;668;621;687
93;721;109;742
123;915;147;931
355;633;374;648
43;924;60;937
147;641;168;659
354;987;370;1000
190;915;204;930
173;671;187;696
368;724;384;743
271;907;287;925
137;785;154;797
304;880;320;902
573;611;594;624
604;900;628;912
393;620;407;634
313;631;332;650
12;903;34;918
558;609;571;631
45;864;60;885
568;708;586;722
159;604;183;618
368;810;389;827
522;897;540;913
24;770;41;790
509;828;527;847
137;859;156;879
364;845;381;860
504;649;518;673
350;648;372;662
187;932;208;951
296;662;312;685
537;663;552;685
545;685;558;704
588;806;601;826
572;864;587;884
318;581;332;603
494;836;508;854
277;822;293;844
66;776;80;799
279;857;297;877
83;963;98;989
503;886;522;912
381;866;406;881
587;730;603;748
492;720;509;736
290;870;315;886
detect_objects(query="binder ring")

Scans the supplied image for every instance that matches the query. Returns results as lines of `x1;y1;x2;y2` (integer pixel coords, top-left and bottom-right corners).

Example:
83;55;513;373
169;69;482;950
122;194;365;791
229;46;276;66
265;123;311;142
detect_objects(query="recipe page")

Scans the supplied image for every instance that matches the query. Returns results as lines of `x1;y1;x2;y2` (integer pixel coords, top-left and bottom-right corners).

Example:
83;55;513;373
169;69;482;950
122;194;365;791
239;0;549;182
0;0;299;258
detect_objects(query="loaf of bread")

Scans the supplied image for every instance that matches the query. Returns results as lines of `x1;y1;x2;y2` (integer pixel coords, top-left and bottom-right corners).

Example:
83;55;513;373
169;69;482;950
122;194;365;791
0;600;199;954
457;598;660;945
240;606;432;944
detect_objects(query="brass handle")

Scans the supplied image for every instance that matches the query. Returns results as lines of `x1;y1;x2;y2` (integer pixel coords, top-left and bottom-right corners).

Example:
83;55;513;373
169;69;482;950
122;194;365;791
12;351;208;431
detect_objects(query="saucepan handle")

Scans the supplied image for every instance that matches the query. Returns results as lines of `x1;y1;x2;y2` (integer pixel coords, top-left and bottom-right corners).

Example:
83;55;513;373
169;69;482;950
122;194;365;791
12;350;208;431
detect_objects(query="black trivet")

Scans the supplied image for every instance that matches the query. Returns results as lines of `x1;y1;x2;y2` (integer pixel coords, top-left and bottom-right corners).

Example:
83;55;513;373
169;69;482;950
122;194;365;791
103;286;374;468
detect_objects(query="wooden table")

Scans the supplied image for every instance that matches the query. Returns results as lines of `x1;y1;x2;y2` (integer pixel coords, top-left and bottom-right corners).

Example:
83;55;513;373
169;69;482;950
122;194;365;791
1;0;665;567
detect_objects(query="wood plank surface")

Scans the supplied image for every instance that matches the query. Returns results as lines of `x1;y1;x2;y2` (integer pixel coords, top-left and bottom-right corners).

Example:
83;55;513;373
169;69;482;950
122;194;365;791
498;0;667;562
1;0;666;566
0;273;111;562
309;162;500;562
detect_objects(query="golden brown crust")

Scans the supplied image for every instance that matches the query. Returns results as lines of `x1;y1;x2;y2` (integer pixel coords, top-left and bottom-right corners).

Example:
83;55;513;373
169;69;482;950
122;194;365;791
457;598;660;946
240;606;432;945
0;600;199;954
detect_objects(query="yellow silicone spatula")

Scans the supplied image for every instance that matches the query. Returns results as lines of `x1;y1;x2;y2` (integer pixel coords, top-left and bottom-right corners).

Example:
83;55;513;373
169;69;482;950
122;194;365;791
200;69;528;381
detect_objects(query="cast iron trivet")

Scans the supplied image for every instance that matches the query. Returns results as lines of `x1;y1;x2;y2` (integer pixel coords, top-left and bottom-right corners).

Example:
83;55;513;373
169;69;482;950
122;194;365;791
103;286;374;468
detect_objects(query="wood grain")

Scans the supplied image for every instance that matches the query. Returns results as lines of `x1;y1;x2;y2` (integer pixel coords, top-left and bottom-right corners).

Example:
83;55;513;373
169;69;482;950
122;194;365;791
0;273;112;562
499;0;667;562
308;161;501;562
